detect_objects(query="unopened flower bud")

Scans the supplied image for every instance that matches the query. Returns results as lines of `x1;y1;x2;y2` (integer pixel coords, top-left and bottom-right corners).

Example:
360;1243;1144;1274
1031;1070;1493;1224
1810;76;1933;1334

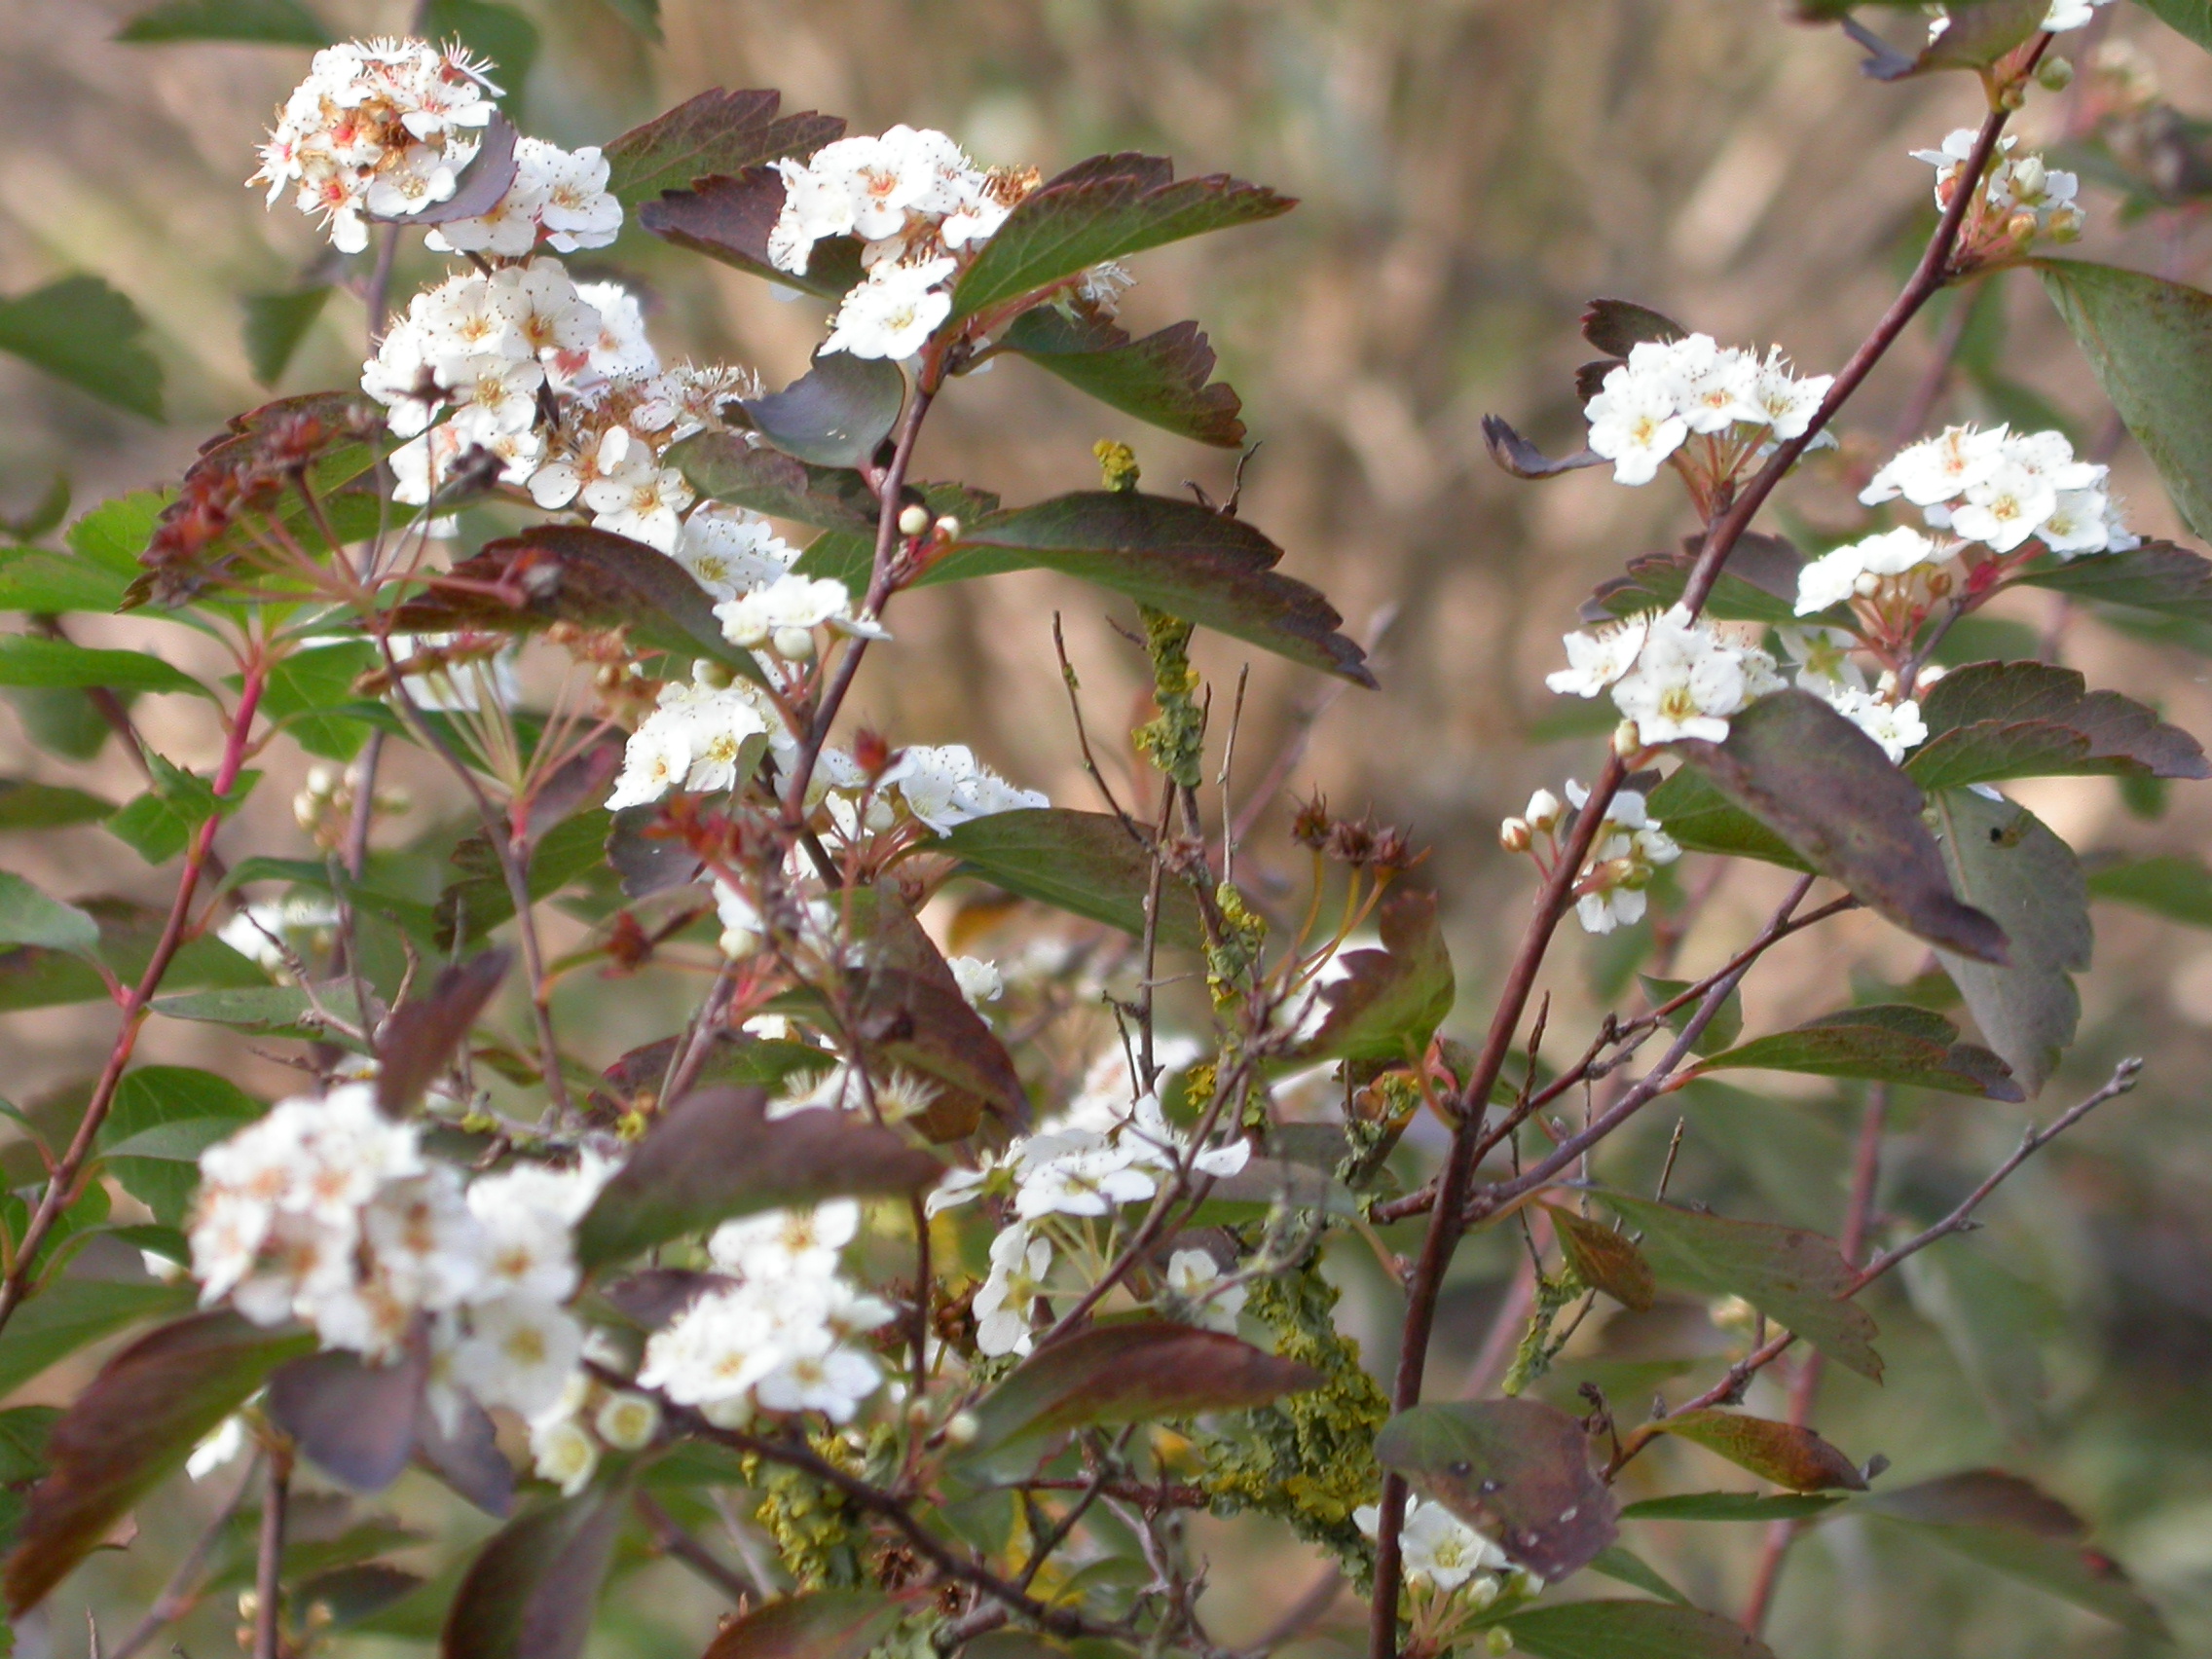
305;765;337;798
1999;81;2026;112
293;792;323;832
719;925;761;960
772;625;817;661
2047;203;2084;242
1524;788;1562;832
898;503;931;537
1915;663;1949;694
936;515;962;543
2006;209;2040;242
1853;571;1883;598
1498;816;1531;854
1486;1630;1515;1656
2037;55;2075;92
594;1391;661;1452
1611;719;1642;756
945;1410;981;1447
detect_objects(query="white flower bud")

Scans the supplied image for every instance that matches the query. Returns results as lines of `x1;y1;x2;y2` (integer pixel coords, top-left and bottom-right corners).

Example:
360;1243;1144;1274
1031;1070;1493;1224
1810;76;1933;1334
2010;155;2047;202
293;792;323;832
719;925;761;960
898;503;931;536
2037;55;2075;92
1524;789;1562;832
701;1395;756;1430
2047;203;2084;242
305;765;337;798
772;625;817;661
1486;1630;1515;1656
531;1418;599;1496
1853;571;1883;598
1498;816;1531;854
1611;719;1642;756
945;1410;981;1447
594;1391;661;1452
936;515;962;542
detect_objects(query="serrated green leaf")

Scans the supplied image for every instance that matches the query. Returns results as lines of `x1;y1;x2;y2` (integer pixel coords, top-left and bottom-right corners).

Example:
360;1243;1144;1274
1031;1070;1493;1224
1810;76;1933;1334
0;898;260;1015
150;983;364;1040
665;432;881;532
1543;1204;1656;1311
998;310;1245;447
603;87;841;208
1595;1191;1882;1381
99;1066;261;1227
241;287;330;387
1642;767;1806;870
1294;886;1454;1070
742;352;904;468
116;0;329;44
1696;1004;2021;1099
105;756;256;866
950;155;1293;324
0;874;98;959
0;636;204;697
0;549;133;613
933;807;1204;951
1930;789;2090;1095
1584;535;1808;627
0;277;163;421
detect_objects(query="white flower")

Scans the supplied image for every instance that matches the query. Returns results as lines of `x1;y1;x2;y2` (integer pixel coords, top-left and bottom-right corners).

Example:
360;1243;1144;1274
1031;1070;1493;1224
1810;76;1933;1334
1775;625;1866;695
537;144;623;251
361;1168;487;1312
1862;424;2009;508
1548;614;1651;698
596;1391;662;1452
823;258;957;360
1826;689;1928;762
488;258;600;358
1663;337;1762;434
1751;348;1832;440
187;1414;249;1482
675;506;799;600
1161;1248;1244;1334
753;1330;882;1422
608;713;693;811
709;1199;861;1284
465;1161;605;1306
531;1416;600;1495
451;1297;584;1420
1607;605;1760;745
1014;1134;1158;1219
641;1287;782;1408
1402;1499;1509;1592
1794;527;1939;614
1951;461;2058;553
580;424;695;552
572;280;660;380
1585;365;1688;486
217;895;340;975
427;134;559;257
948;955;1004;1007
715;573;866;653
975;1227;1053;1357
881;743;1049;832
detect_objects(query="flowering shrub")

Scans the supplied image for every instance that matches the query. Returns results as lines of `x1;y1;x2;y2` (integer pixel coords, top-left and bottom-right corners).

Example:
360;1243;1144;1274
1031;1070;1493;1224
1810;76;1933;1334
7;3;2212;1658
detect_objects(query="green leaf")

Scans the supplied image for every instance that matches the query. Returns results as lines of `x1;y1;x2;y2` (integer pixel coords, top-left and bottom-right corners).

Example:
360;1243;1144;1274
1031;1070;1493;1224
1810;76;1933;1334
116;0;329;43
576;1085;942;1272
0;636;203;697
5;1311;309;1613
1595;1191;1882;1381
263;641;382;760
0;1279;197;1412
1673;690;2008;963
949;155;1293;325
2017;538;2212;628
1495;1602;1781;1659
604;88;842;208
0;782;110;831
1900;1241;2062;1438
934;807;1206;951
665;432;881;533
99;1066;261;1227
1929;789;2090;1096
1906;658;2208;790
241;287;330;387
959;1322;1319;1481
908;491;1372;683
435;808;612;950
1373;1399;1620;1581
2136;0;2212;51
1695;1004;2021;1100
597;0;660;41
1639;975;1742;1055
1620;1491;1845;1523
2037;259;2212;541
1652;1409;1865;1493
1542;1204;1656;1311
439;1484;631;1659
387;525;766;684
1585;1546;1692;1606
1862;1470;2168;1638
0;549;133;613
0;897;259;1015
150;983;364;1040
68;493;165;571
105;756;256;866
1642;767;1805;870
1584;536;1809;627
1909;0;2047;72
0;1410;58;1489
0;874;98;959
0;277;163;421
268;1344;429;1492
699;1590;907;1659
2085;852;2212;925
1294;886;1454;1070
742;352;905;468
998;310;1245;447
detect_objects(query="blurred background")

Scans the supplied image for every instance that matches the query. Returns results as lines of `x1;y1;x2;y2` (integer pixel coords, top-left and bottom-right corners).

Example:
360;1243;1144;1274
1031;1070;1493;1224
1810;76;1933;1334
3;0;2212;1654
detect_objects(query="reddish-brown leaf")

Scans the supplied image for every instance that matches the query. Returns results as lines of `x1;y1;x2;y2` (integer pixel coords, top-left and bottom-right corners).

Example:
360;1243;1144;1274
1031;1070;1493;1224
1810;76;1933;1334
1542;1204;1656;1312
1655;1409;1866;1493
375;948;511;1115
700;1589;907;1659
1376;1399;1621;1581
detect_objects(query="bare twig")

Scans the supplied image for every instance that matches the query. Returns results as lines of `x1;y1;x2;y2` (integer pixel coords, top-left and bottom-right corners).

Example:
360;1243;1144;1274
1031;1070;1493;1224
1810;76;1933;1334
110;1453;263;1659
1053;610;1140;838
636;1491;754;1604
252;1443;291;1659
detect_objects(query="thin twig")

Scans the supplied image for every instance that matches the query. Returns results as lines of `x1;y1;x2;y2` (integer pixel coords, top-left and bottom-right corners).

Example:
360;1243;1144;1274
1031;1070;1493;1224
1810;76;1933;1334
1053;610;1140;838
252;1443;291;1659
635;1491;754;1604
110;1453;264;1659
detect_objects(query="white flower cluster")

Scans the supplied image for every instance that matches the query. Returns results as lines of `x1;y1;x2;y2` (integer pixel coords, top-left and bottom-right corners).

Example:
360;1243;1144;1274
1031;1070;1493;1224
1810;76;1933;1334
1774;625;1931;764
1912;129;2083;243
1585;335;1833;486
931;1076;1250;1358
1354;1496;1515;1598
607;669;776;811
1549;605;1783;746
1503;781;1681;937
640;1199;895;1426
528;1381;662;1496
767;126;1035;359
252;39;619;259
250;38;499;253
716;573;882;662
362;259;756;556
1860;424;2135;559
189;1085;610;1426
